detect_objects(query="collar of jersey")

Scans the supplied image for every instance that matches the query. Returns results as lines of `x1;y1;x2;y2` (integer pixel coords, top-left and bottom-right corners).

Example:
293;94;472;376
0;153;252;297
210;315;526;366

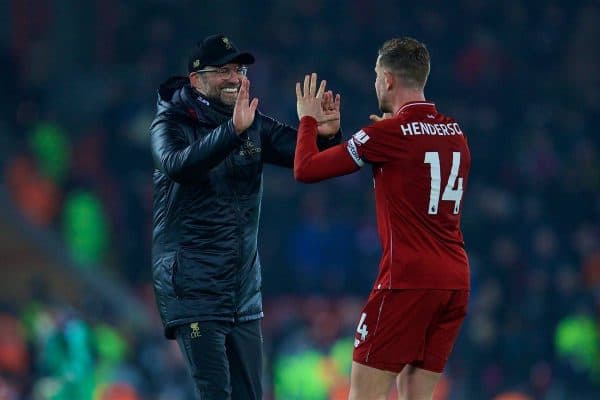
395;101;436;116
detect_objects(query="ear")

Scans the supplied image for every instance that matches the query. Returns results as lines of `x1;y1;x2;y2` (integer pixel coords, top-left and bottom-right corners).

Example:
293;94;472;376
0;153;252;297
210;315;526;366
189;73;203;91
384;71;394;90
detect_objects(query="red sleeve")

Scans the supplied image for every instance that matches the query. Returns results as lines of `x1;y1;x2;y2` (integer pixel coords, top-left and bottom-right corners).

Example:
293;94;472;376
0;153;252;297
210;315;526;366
353;121;396;164
294;116;360;183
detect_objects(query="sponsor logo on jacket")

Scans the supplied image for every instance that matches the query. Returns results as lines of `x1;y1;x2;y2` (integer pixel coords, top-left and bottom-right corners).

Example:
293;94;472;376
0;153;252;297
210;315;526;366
239;138;262;156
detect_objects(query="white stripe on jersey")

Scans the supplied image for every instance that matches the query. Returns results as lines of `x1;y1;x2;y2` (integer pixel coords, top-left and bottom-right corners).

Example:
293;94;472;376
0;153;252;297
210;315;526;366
346;139;365;167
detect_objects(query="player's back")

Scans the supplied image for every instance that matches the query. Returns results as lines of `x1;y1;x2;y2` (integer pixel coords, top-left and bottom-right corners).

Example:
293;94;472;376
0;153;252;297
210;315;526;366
350;102;470;290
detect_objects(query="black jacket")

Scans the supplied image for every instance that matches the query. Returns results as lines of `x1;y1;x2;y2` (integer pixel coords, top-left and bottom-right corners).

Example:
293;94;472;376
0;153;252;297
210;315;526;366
150;77;339;338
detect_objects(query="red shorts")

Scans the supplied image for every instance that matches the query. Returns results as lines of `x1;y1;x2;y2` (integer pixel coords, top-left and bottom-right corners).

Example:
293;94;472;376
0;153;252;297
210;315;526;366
352;288;469;373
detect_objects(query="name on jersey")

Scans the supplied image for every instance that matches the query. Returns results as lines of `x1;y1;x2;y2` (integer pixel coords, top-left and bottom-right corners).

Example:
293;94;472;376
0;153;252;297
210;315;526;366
401;122;463;136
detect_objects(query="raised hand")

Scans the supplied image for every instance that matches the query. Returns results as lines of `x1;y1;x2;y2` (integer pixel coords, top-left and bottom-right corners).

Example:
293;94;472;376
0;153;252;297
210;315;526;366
296;73;326;120
233;78;259;135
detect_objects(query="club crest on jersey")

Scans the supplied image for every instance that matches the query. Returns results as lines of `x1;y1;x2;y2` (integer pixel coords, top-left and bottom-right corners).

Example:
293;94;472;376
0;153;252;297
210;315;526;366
352;130;370;145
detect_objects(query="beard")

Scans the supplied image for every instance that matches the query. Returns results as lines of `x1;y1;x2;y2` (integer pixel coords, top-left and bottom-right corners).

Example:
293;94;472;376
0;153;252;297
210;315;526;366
202;84;240;109
378;98;392;114
376;87;391;113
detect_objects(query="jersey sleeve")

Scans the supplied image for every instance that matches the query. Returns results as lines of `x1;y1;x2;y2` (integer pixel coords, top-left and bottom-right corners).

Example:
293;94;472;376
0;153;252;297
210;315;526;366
294;116;360;183
347;123;394;166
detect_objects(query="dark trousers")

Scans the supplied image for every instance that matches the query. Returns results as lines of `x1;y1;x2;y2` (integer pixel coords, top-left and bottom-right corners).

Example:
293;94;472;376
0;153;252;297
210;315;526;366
175;319;263;400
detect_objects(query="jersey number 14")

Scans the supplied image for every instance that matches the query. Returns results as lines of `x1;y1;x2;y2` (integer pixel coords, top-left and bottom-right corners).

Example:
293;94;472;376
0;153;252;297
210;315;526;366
424;151;464;215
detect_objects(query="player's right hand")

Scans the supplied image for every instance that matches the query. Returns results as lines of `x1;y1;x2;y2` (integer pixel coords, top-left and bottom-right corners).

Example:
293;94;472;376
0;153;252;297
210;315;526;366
233;78;259;135
369;113;392;122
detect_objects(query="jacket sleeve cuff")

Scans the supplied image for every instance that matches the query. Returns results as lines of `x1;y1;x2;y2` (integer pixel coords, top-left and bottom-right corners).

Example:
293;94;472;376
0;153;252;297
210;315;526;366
227;119;246;144
317;128;342;149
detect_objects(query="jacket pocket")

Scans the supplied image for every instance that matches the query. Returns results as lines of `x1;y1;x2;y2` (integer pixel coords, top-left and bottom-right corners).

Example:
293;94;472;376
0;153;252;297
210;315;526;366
171;250;183;299
173;249;234;299
152;253;178;299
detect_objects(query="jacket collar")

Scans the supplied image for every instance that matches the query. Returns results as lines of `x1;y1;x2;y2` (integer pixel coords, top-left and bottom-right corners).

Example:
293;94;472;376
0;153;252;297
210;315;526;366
156;76;232;126
183;85;233;126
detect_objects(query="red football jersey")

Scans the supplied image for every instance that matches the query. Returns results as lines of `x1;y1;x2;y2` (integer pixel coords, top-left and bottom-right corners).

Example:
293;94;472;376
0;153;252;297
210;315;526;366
346;102;470;289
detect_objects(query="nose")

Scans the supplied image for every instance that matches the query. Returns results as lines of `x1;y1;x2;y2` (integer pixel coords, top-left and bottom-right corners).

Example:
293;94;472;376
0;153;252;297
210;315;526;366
228;75;242;85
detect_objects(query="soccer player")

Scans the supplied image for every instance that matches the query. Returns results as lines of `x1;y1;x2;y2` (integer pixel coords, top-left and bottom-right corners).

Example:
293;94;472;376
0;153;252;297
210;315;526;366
294;38;471;400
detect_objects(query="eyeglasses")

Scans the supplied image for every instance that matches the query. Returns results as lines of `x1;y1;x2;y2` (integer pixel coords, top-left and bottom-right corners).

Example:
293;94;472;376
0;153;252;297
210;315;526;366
194;65;248;78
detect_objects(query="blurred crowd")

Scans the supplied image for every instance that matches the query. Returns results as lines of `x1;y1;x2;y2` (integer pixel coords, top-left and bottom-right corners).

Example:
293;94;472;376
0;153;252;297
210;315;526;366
1;0;599;399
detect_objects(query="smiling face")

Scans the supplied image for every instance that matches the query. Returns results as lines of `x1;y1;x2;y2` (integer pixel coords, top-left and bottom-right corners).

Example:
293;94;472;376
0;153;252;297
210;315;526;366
189;63;247;107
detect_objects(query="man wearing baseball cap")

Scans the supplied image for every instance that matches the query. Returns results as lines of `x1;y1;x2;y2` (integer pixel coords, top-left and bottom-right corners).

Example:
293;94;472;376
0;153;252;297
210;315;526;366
149;34;341;399
187;34;256;108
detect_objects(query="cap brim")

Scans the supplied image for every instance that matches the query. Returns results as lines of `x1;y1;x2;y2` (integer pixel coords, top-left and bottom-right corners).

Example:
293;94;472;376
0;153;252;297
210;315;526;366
215;52;255;66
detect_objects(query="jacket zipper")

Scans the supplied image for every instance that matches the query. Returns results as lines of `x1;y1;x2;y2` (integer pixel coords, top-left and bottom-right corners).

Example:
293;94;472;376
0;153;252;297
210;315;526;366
226;155;243;323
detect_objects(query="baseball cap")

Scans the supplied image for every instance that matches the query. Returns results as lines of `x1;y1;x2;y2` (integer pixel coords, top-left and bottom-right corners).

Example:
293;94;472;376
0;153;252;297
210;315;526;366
188;34;255;73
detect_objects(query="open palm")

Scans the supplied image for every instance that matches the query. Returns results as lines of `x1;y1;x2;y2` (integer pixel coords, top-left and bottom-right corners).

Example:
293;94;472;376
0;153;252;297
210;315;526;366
232;78;259;135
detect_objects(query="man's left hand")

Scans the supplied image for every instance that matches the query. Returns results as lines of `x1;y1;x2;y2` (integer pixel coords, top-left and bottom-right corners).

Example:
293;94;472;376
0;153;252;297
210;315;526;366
317;90;341;137
296;73;340;137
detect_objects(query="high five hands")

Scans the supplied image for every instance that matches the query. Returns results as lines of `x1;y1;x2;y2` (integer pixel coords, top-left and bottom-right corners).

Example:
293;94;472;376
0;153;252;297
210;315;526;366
296;73;341;137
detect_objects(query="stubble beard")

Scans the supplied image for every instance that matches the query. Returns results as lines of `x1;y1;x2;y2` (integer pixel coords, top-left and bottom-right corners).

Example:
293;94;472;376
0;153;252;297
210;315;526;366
203;86;238;108
378;98;392;114
197;77;239;109
219;89;238;107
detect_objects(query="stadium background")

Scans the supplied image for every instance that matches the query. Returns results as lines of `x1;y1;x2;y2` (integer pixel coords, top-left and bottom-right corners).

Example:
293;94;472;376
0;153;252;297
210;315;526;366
0;0;598;399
